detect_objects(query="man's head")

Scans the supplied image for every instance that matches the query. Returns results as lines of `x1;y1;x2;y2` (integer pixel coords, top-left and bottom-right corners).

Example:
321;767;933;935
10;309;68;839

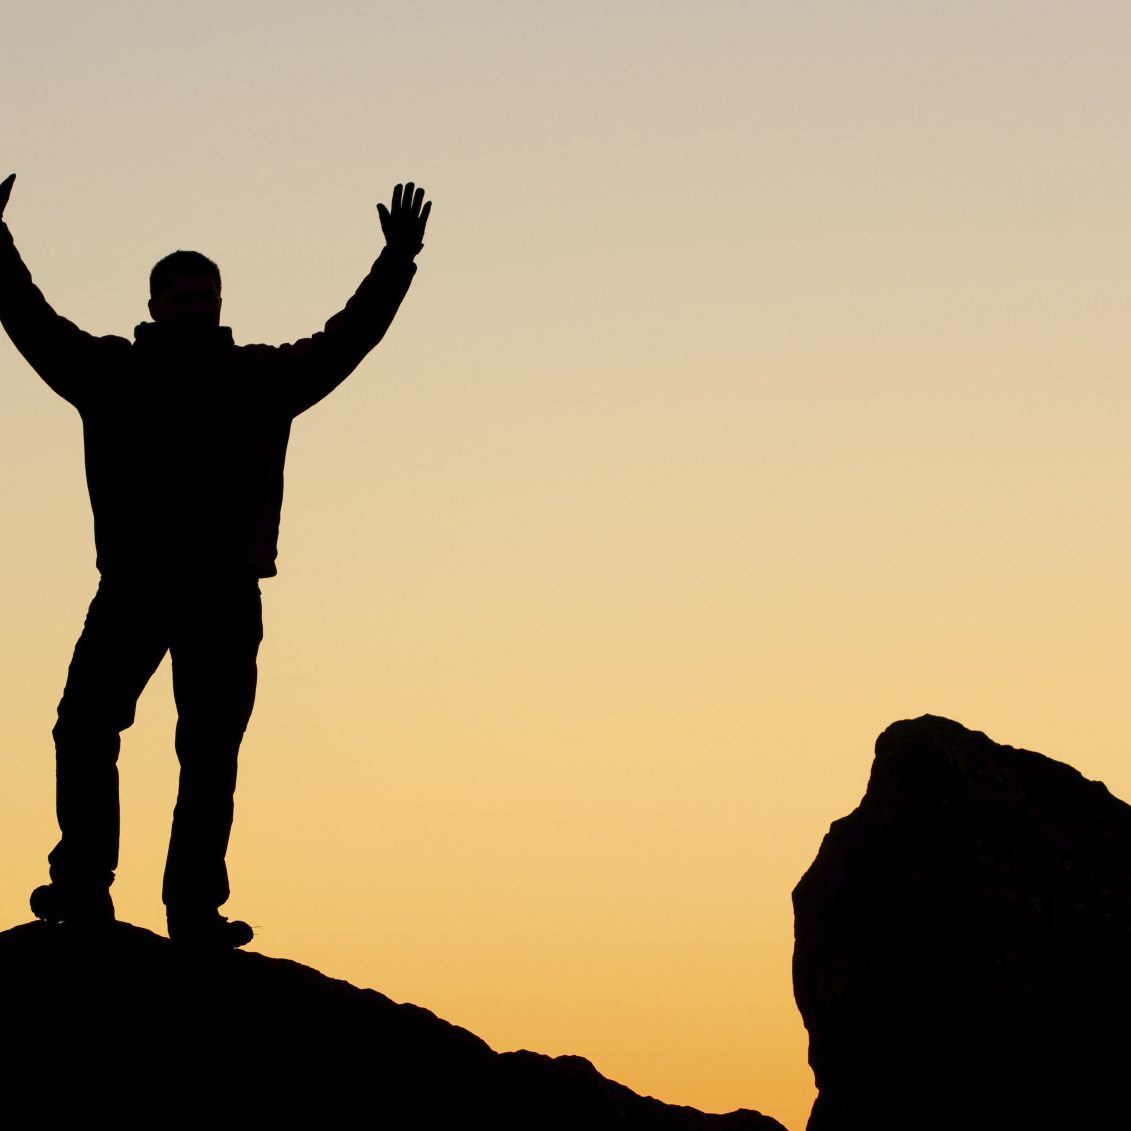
148;250;222;329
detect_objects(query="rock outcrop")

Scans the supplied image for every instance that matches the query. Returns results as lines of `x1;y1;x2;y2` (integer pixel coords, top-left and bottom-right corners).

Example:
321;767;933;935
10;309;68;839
793;715;1131;1130
0;920;784;1129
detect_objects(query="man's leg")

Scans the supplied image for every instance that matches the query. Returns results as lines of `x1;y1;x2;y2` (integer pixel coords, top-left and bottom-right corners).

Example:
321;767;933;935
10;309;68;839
44;580;169;915
163;578;262;923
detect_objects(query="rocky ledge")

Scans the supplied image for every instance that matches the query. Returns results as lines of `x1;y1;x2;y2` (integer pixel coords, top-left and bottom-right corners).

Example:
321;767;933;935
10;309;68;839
0;919;783;1129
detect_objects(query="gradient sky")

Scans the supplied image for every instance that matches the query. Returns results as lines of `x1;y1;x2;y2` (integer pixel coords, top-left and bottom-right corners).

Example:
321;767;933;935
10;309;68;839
2;4;1130;1126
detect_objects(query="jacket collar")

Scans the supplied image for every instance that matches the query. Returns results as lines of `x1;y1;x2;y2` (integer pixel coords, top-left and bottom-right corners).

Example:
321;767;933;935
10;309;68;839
133;321;234;353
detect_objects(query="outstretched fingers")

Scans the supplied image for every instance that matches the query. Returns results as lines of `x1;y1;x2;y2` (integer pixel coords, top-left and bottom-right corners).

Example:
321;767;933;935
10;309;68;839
383;181;429;216
377;181;431;256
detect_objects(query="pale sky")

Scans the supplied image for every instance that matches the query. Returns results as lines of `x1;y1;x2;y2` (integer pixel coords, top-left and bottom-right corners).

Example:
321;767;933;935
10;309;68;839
2;5;1130;1127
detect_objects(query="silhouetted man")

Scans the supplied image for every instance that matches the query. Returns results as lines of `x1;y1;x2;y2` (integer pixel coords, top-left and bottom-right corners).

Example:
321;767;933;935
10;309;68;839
0;173;430;947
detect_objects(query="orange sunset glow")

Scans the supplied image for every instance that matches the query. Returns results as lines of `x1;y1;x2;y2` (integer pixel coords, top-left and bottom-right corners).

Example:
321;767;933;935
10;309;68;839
3;5;1131;1127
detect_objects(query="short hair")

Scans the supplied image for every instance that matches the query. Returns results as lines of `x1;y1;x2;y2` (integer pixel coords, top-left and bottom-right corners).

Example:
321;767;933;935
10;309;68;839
149;250;221;302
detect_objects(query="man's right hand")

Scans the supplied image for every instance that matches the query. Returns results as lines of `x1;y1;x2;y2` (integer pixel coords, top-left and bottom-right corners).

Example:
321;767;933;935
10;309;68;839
0;173;14;220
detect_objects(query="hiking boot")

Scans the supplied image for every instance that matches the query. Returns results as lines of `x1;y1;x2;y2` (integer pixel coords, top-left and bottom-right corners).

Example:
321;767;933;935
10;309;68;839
166;908;254;949
30;883;115;928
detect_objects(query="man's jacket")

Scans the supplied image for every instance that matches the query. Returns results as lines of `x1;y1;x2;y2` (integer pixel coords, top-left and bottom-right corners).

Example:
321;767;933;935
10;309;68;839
0;223;415;578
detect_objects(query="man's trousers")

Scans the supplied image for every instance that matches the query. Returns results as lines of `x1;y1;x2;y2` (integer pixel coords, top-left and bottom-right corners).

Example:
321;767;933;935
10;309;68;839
47;575;263;911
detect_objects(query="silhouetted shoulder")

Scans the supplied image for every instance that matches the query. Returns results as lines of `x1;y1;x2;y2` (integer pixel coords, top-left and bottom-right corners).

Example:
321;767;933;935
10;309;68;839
229;250;417;418
0;222;134;407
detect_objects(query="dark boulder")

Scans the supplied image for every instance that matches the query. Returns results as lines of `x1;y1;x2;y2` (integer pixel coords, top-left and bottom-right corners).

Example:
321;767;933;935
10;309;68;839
793;715;1131;1130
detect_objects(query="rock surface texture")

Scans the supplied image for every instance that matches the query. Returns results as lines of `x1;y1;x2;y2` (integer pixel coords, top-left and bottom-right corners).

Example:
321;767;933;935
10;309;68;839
793;714;1131;1131
0;920;784;1129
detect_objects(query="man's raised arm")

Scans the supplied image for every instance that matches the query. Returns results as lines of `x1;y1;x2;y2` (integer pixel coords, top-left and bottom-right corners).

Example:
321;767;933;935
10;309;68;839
268;181;432;417
0;174;117;406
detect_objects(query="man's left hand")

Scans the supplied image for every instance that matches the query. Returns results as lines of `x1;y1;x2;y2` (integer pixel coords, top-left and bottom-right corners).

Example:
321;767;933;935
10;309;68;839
377;182;431;259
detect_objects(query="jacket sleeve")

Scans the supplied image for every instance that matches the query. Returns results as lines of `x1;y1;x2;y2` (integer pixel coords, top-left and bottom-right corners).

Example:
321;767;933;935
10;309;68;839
264;247;418;418
0;222;120;407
